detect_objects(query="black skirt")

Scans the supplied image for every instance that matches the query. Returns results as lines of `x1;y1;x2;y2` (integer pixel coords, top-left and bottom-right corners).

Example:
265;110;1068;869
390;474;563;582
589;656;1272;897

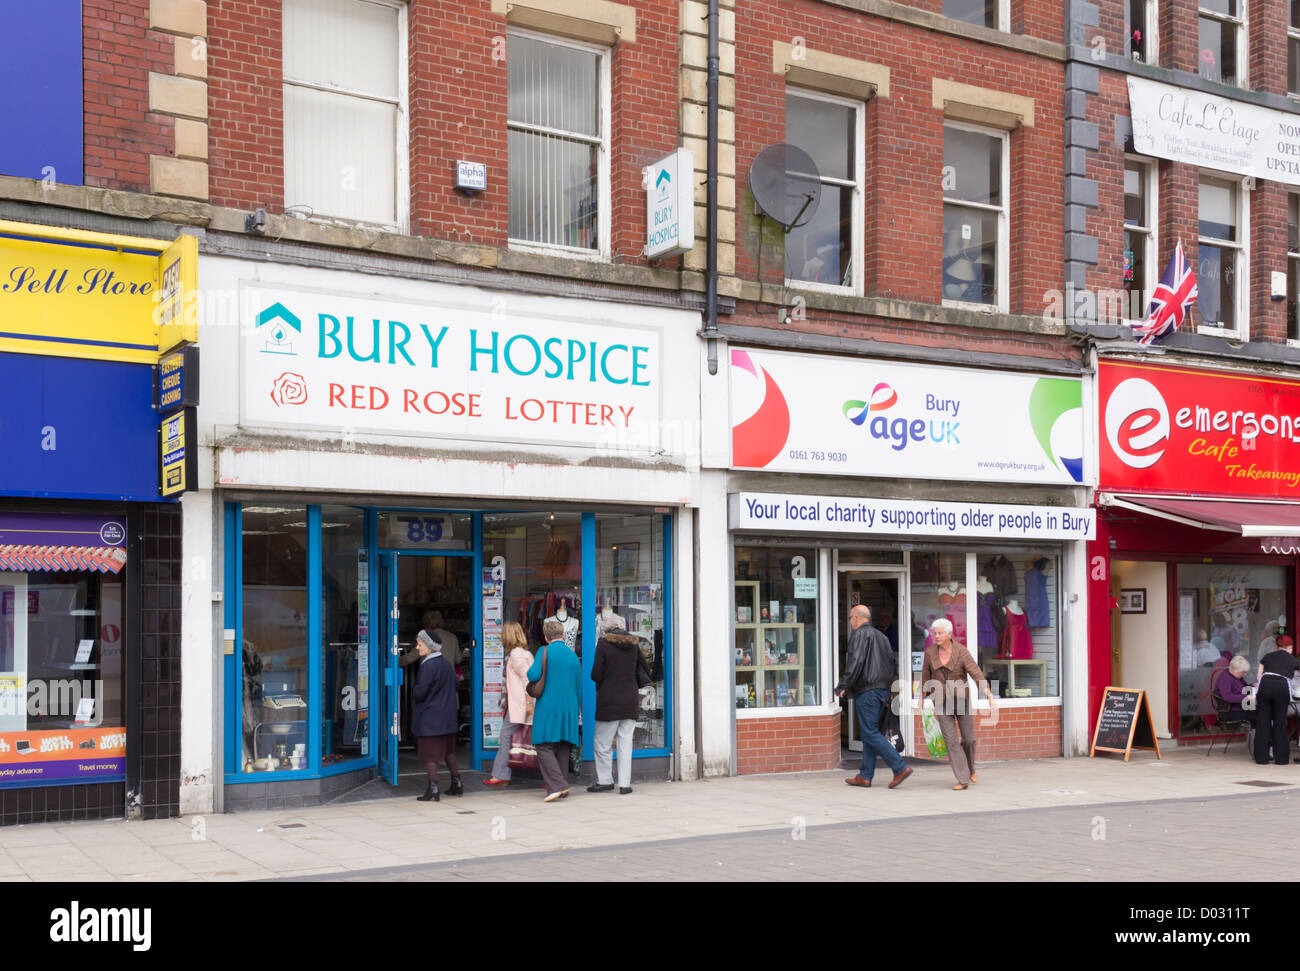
417;733;456;763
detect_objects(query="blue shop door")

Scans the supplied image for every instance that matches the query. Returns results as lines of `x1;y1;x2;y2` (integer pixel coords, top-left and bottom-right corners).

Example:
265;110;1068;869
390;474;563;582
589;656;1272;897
379;553;401;787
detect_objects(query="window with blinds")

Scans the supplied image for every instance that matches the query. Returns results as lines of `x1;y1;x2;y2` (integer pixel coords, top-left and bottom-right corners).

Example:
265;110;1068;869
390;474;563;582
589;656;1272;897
282;0;405;228
507;31;609;256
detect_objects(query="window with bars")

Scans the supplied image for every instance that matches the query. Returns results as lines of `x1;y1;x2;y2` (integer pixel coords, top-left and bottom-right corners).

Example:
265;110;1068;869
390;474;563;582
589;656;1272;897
941;124;1008;311
783;89;863;294
1198;0;1245;86
282;0;405;227
1197;175;1247;336
506;32;609;256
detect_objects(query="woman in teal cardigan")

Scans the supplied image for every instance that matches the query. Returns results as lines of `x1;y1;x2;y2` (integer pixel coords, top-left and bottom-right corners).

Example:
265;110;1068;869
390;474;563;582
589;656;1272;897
526;618;582;801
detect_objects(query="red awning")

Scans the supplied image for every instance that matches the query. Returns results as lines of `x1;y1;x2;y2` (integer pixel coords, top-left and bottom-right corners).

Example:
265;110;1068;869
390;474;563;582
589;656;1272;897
0;545;127;573
1103;495;1300;537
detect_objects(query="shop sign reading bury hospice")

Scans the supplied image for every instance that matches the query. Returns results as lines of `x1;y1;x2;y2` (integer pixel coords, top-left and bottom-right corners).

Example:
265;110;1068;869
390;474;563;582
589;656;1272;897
0;221;196;363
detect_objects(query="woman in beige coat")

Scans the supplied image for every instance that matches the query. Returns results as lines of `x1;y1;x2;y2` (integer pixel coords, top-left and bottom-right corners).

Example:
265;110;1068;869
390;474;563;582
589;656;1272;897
484;622;535;786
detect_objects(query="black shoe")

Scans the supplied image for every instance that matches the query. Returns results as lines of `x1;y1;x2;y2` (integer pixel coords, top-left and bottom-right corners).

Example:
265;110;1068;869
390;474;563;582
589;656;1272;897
417;780;439;802
587;783;615;793
447;776;464;797
619;787;633;794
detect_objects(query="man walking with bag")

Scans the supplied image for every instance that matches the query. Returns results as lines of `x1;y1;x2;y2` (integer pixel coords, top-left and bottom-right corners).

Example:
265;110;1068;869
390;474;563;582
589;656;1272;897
838;605;912;789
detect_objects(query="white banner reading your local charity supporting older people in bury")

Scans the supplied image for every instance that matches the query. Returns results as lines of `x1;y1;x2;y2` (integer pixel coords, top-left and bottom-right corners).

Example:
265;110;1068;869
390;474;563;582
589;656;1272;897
729;493;1096;542
240;283;664;451
728;347;1084;485
1127;76;1300;186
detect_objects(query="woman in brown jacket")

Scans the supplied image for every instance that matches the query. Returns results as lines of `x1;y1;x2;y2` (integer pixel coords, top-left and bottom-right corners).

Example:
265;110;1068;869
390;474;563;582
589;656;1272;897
920;618;998;790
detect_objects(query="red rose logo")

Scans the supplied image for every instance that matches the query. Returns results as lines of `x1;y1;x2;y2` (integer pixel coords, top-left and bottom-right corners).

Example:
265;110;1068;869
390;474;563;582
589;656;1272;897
270;372;308;407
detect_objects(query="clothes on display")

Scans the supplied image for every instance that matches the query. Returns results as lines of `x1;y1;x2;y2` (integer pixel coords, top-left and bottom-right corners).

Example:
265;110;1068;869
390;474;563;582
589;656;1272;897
998;602;1033;659
976;589;998;648
985;555;1017;598
545;608;581;654
517;591;578;649
1024;558;1051;629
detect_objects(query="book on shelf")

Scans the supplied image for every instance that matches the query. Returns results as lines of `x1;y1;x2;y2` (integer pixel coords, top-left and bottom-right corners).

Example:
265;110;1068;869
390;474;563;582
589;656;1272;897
736;606;752;623
764;688;776;707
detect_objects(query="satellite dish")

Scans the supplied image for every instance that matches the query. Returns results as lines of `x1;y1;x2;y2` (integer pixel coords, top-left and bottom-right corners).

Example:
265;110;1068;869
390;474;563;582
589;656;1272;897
749;143;821;232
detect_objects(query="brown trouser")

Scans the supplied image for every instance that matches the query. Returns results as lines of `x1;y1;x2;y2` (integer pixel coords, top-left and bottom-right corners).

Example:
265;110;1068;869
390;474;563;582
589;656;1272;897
535;741;572;795
935;712;976;784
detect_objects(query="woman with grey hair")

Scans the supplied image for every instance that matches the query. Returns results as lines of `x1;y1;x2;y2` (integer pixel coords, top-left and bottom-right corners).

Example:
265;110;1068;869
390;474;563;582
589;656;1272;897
1212;654;1254;725
411;629;461;801
920;617;997;790
526;617;582;801
589;609;651;794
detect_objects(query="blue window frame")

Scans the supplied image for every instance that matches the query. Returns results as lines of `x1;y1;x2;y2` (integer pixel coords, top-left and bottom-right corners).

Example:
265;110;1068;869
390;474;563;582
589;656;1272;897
224;503;674;782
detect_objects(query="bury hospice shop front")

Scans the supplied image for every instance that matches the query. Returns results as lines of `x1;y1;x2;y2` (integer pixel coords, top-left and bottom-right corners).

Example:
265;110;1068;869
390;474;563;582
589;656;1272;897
1091;358;1300;747
702;346;1096;775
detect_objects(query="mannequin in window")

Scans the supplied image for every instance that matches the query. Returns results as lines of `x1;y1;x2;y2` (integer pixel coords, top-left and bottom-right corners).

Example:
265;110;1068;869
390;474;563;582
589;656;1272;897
999;599;1033;660
546;601;580;655
975;575;997;650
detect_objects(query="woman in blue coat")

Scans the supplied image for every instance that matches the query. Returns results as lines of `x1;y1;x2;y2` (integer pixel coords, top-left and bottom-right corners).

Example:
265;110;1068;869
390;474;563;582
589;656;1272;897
411;629;461;802
526;618;582;802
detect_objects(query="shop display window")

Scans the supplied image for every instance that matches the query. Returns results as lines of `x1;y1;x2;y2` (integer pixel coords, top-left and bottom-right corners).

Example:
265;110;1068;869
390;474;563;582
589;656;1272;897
908;553;967;680
734;546;819;709
482;512;582;748
595;514;668;749
240;506;309;772
974;552;1060;698
1175;563;1287;737
320;506;366;765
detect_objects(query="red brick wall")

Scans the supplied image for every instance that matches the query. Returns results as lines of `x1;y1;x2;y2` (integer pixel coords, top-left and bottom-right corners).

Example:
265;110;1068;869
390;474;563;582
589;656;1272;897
1087;18;1294;341
912;703;1062;760
83;0;174;193
208;0;284;212
734;0;1064;314
736;713;841;774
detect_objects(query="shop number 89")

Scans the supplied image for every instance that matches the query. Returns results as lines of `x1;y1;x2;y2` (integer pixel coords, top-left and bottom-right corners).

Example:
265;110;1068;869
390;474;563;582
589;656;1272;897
406;518;444;543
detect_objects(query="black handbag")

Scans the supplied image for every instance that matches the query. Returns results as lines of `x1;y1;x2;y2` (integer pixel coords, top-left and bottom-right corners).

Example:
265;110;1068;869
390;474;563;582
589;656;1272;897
526;645;548;699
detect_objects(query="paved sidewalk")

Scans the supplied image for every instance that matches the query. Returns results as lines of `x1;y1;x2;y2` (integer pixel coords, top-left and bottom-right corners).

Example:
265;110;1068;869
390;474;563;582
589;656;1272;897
0;748;1293;881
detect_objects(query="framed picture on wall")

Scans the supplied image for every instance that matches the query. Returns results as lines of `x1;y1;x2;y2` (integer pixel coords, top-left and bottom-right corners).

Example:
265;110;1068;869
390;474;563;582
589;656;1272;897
1119;588;1146;614
612;543;639;583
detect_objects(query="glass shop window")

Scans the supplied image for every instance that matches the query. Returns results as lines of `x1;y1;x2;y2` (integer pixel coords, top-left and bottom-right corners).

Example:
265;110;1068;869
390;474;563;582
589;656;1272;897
241;506;309;772
975;552;1060;698
734;546;819;709
481;512;583;749
595;514;668;749
1175;563;1287;738
908;552;967;683
321;506;366;766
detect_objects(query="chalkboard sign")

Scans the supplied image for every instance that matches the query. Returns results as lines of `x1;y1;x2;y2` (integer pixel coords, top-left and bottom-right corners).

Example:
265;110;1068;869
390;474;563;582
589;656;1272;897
1090;686;1161;760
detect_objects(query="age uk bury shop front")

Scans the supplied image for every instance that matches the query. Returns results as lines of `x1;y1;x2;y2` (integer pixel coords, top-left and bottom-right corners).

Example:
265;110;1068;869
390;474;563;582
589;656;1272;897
1091;359;1300;747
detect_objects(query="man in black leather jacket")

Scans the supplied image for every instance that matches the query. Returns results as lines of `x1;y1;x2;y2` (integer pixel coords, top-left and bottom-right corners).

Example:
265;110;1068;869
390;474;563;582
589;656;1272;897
837;605;912;789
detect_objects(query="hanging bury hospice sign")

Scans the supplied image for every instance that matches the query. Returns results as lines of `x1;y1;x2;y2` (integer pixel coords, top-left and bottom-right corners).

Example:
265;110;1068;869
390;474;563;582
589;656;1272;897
240;284;663;451
730;492;1096;541
729;347;1084;484
1127;76;1300;186
643;148;694;260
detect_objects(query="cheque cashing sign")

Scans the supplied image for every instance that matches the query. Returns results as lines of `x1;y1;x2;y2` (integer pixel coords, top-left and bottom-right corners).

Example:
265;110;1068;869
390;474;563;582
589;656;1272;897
0;219;197;363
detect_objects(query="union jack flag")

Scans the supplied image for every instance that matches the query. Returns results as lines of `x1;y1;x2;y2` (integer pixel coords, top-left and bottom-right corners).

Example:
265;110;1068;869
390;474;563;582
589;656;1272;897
1133;241;1197;346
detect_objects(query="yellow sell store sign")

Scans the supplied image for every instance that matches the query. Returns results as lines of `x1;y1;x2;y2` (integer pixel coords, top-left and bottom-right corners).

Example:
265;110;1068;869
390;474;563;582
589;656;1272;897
0;220;197;363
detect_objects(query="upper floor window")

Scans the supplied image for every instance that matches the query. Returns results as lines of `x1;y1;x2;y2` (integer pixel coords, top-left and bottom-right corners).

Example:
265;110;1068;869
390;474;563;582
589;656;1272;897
1289;0;1300;95
943;0;1007;30
1127;0;1157;62
282;0;406;228
784;89;863;294
1288;193;1300;341
941;123;1008;312
1124;159;1158;322
1198;0;1245;86
1197;175;1248;336
507;31;609;257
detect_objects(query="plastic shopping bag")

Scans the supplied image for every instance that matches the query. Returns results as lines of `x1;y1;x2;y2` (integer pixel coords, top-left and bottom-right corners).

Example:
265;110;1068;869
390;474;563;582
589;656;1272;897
921;699;948;759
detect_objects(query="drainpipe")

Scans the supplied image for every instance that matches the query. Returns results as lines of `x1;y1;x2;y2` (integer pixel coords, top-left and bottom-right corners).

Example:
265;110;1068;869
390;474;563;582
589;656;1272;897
704;0;720;375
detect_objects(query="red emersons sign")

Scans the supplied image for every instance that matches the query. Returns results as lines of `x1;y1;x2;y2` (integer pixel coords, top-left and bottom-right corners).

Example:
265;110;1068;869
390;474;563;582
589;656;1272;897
1099;360;1300;498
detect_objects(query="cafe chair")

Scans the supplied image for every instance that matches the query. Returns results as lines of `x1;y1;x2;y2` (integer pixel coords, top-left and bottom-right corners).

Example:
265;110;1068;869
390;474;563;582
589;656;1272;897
1207;680;1254;756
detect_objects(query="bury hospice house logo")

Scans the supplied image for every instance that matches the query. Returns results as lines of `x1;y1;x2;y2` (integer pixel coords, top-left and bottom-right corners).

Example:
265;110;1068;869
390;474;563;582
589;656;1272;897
257;302;301;355
1105;377;1170;469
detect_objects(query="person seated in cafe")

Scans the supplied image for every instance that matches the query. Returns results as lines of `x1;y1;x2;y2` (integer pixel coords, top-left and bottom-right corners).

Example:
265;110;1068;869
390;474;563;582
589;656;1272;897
1212;655;1255;724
